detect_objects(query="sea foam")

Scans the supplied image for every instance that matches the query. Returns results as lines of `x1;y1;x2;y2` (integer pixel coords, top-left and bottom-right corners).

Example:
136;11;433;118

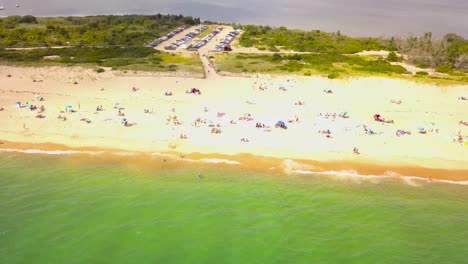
198;158;240;165
0;148;100;155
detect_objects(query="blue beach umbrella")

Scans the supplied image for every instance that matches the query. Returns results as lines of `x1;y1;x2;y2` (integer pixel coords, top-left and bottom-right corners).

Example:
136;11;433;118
16;101;21;105
276;121;285;127
417;127;425;132
65;105;72;109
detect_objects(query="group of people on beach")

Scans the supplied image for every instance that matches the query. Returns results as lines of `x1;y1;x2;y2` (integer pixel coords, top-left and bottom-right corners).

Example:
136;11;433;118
4;76;467;158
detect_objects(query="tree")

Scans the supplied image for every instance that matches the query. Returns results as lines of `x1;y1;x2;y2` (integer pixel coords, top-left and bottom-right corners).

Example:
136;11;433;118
386;51;401;62
19;15;37;24
436;62;454;73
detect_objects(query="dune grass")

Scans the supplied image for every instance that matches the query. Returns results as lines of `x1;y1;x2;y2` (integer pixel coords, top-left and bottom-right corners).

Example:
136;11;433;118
0;47;204;74
213;52;468;84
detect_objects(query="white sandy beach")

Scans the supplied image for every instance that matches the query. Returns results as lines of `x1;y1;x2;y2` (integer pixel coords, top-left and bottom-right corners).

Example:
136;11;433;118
0;65;467;179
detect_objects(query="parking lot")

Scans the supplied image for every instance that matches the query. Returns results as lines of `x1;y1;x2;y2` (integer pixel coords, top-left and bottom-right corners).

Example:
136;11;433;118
164;25;209;50
145;25;190;48
212;29;242;52
187;27;224;51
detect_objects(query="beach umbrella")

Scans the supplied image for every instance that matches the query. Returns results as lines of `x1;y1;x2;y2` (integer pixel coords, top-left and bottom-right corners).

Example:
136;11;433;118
276;121;285;127
16;101;21;106
373;114;381;120
26;103;33;107
417;127;425;132
65;105;72;109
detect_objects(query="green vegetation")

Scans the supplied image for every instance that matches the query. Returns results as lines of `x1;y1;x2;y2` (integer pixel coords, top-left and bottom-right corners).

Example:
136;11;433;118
416;71;429;76
0;47;203;74
435;62;454;73
0;14;466;80
214;52;467;84
238;25;467;72
395;32;468;71
0;14;201;47
238;25;391;53
386;51;403;62
196;25;216;39
215;52;406;76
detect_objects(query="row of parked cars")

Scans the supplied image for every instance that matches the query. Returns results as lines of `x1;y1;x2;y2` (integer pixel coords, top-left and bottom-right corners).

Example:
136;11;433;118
164;25;209;50
146;25;190;48
213;29;242;52
187;27;224;51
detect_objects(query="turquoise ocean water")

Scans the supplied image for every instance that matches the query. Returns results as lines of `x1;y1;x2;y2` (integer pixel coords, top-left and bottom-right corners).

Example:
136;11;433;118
0;152;467;264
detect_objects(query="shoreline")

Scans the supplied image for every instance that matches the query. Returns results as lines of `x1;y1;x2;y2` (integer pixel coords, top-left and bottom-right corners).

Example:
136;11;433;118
1;140;467;183
1;65;467;183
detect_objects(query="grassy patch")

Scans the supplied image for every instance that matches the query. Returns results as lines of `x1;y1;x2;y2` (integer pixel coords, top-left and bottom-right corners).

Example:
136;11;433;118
215;52;407;76
196;25;216;39
0;47;203;74
238;25;391;53
214;52;468;84
0;15;202;47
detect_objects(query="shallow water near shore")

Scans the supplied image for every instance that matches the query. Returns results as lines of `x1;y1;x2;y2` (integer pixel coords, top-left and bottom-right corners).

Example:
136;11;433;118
1;153;467;263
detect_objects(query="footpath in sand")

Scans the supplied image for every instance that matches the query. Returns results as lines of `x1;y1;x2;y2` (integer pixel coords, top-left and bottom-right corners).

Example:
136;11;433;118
0;65;467;180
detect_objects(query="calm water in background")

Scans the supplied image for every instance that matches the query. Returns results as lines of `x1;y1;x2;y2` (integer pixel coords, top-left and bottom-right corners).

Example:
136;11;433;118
0;152;467;263
1;0;467;37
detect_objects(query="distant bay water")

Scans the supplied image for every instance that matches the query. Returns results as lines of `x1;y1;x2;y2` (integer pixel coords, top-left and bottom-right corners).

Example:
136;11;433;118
0;0;467;37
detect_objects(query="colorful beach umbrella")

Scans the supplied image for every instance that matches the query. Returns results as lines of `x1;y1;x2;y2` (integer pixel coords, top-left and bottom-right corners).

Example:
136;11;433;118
276;121;285;126
65;105;72;109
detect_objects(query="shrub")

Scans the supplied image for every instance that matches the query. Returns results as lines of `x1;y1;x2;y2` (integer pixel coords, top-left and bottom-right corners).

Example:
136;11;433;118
95;67;105;73
268;45;279;52
328;72;340;79
436;62;454;73
386;51;402;62
304;71;311;76
416;71;428;75
412;57;431;69
271;53;282;61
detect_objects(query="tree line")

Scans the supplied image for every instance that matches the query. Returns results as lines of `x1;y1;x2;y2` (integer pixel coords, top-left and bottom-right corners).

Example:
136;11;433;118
239;25;467;71
392;32;467;72
0;14;201;47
